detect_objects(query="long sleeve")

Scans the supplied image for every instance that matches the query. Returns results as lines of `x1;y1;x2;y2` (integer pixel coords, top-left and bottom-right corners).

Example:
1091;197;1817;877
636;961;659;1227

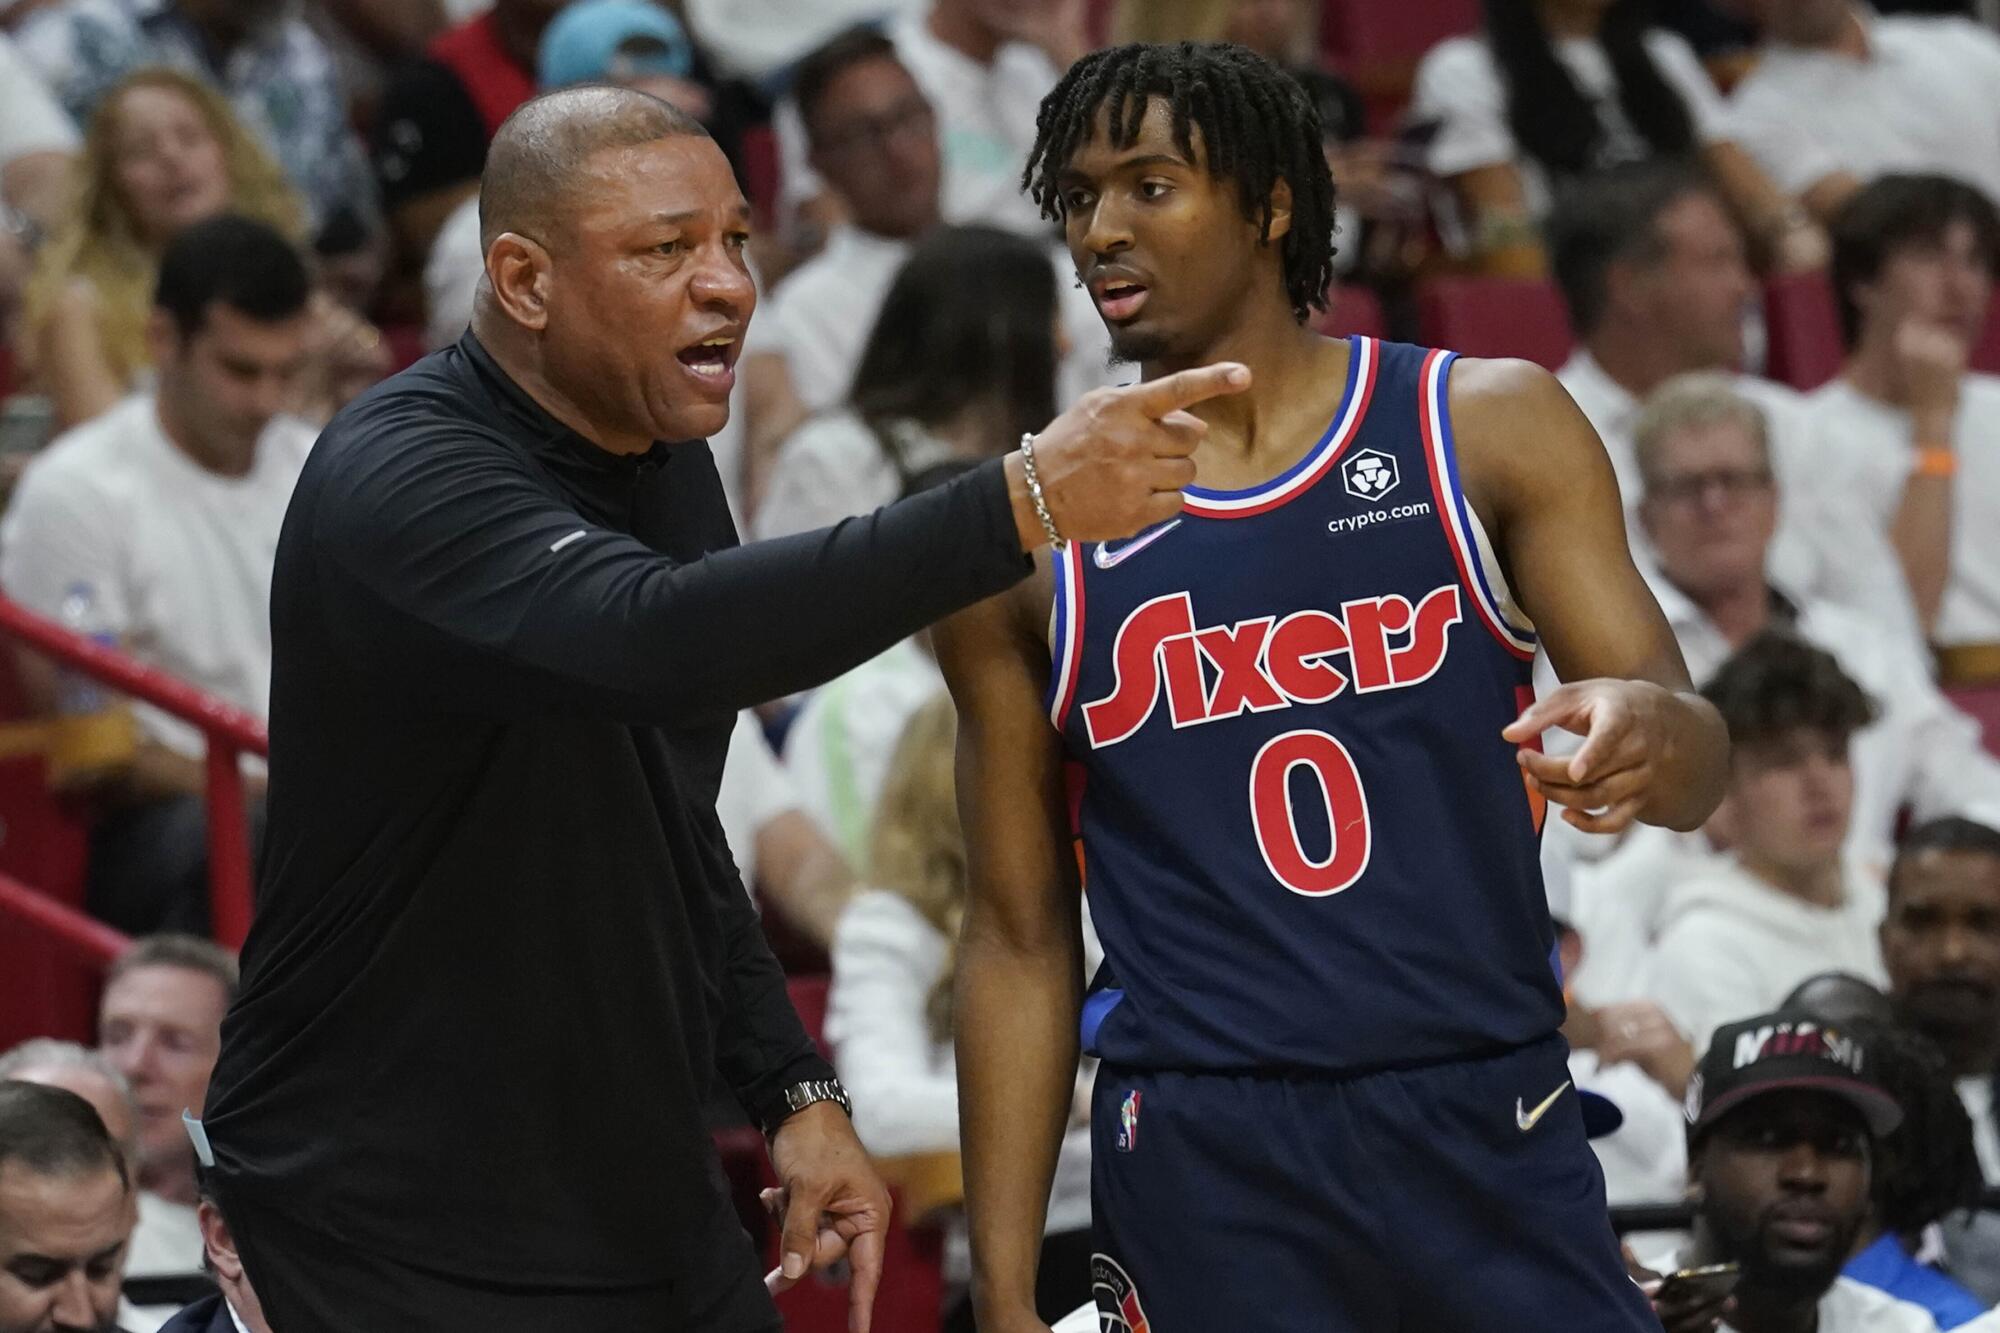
311;427;1028;725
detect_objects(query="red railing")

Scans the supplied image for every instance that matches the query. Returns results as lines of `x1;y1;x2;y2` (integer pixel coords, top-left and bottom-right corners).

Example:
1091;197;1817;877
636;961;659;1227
0;595;266;960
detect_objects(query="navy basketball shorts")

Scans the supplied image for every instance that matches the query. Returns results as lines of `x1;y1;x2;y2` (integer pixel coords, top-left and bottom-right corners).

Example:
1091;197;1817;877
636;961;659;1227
1088;1033;1661;1332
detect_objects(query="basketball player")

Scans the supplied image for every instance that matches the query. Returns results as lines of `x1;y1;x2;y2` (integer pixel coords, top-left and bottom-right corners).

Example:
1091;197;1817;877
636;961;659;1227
940;43;1730;1332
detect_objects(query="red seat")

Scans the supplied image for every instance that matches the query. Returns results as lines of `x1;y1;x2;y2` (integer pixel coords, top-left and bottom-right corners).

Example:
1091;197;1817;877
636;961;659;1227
1974;293;2000;376
1762;271;1843;391
1321;0;1480;129
0;648;97;1050
0;343;15;400
1946;683;2000;760
1315;284;1389;340
1417;277;1574;369
740;126;781;233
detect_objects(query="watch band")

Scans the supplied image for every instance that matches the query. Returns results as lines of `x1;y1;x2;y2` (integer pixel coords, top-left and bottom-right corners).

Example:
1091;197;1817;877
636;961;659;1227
766;1077;852;1136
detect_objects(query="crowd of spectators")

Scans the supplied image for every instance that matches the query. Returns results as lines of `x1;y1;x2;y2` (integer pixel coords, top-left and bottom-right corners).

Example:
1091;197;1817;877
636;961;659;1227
7;0;2000;1327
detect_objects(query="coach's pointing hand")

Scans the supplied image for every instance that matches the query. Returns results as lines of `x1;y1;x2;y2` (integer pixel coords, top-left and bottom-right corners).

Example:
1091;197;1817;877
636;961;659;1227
1005;362;1252;549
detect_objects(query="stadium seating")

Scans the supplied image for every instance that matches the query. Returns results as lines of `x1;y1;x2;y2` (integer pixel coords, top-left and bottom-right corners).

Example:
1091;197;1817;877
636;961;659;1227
1761;271;1844;391
1417;276;1574;369
1320;0;1480;129
1315;284;1390;340
741;125;781;233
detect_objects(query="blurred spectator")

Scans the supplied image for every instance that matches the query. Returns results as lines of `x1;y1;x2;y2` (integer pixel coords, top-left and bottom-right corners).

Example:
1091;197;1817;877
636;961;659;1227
96;936;235;1215
1880;819;2000;1180
825;694;1095;1331
1411;0;1824;277
781;465;976;869
1882;819;2000;1304
17;69;306;431
1632;374;2000;875
371;0;569;263
154;1183;268;1332
0;31;80;323
1554;919;1691;1222
1647;635;1887;1047
0;1040;199;1281
1807;174;2000;655
757;225;1059;539
714;710;856;951
748;27;1108;506
14;0;376;240
1672;1011;1954;1332
682;0;926;84
1547;166;1917;638
3;218;314;936
1726;0;2000;225
0;1082;135;1333
1786;970;1897;1029
773;0;1080;243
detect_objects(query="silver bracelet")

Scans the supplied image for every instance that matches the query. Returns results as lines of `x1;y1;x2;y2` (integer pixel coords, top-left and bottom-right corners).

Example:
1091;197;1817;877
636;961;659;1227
1020;431;1066;552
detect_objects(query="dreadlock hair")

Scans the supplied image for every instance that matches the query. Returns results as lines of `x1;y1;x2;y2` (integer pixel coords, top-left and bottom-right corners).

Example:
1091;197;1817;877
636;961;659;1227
1852;1020;1983;1236
1023;41;1336;323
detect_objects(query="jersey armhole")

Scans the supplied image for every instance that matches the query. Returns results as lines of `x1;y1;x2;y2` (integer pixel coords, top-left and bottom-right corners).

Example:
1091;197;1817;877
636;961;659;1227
1046;541;1086;729
1418;349;1539;660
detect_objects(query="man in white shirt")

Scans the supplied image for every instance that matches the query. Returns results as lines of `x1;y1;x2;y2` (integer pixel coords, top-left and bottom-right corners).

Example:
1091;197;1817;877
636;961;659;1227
1648;636;1888;1048
0;216;315;935
1546;165;1917;639
715;711;857;951
1808;173;2000;661
1673;1011;1986;1333
1880;818;2000;1304
743;26;1109;506
1727;0;2000;221
1632;373;2000;876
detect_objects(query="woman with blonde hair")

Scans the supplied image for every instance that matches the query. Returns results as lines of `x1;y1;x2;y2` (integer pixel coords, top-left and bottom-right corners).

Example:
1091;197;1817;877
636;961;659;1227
825;692;1096;1332
20;67;306;429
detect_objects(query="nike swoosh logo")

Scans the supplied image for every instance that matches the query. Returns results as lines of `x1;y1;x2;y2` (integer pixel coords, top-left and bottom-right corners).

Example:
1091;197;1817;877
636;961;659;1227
1516;1080;1573;1132
1094;519;1182;570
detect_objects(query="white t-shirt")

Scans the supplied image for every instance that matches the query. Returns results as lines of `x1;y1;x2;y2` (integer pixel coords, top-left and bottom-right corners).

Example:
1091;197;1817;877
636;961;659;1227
683;0;926;82
1960;1075;2000;1183
755;411;962;541
1647;857;1888;1047
784;637;943;867
715;711;801;889
1413;28;1732;219
1729;14;2000;211
1568;1048;1689;1210
423;193;482;355
760;222;1114;418
1801;375;2000;646
1731;1275;1973;1332
0;30;80;168
0;395;313;756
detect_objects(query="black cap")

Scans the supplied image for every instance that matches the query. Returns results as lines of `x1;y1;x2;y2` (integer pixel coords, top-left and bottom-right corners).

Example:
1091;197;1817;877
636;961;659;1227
1686;1010;1903;1144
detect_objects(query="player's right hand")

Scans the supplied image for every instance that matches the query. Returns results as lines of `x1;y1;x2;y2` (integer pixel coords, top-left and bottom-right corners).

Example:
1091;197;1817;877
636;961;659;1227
1006;362;1252;549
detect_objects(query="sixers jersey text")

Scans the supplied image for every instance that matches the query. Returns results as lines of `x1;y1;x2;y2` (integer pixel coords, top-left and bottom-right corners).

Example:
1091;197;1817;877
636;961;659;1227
1050;337;1565;1074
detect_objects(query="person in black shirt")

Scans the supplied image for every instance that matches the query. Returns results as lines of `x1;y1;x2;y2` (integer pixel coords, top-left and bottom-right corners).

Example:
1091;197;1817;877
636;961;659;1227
200;84;1246;1333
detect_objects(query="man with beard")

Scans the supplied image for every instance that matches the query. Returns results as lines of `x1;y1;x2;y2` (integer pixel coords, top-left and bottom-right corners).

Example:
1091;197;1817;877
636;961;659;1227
1676;1010;1997;1332
1881;818;2000;1302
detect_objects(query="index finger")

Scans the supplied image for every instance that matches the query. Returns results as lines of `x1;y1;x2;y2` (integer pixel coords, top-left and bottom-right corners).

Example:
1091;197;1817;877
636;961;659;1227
846;1227;884;1333
1124;362;1251;417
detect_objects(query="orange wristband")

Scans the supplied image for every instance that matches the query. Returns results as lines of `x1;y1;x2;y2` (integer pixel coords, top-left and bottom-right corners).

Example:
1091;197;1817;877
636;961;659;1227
1914;446;1958;478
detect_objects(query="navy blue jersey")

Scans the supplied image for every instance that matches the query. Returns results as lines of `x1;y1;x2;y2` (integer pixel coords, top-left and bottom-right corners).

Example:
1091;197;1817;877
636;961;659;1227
1050;336;1564;1074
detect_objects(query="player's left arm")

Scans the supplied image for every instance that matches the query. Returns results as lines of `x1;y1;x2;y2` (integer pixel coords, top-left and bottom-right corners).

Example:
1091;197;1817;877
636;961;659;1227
1448;357;1728;835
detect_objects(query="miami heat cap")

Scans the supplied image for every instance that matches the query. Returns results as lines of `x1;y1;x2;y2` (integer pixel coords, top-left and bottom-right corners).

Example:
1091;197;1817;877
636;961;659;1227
1685;1010;1903;1144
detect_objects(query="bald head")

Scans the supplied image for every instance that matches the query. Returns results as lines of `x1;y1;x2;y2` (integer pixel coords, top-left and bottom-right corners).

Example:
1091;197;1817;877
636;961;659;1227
481;85;710;252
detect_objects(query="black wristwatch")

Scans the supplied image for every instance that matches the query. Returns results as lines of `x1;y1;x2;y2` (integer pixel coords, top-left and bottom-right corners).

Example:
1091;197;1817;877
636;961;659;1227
765;1077;852;1137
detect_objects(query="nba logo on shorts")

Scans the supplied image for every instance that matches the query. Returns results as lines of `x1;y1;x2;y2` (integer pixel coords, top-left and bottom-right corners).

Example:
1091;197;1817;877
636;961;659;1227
1092;1254;1151;1333
1116;1090;1141;1152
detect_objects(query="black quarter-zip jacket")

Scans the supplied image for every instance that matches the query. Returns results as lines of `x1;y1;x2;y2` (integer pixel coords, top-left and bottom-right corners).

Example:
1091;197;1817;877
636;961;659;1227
202;333;1028;1324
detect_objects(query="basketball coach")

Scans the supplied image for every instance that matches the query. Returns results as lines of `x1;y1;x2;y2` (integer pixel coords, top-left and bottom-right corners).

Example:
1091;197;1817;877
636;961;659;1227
197;85;1246;1333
